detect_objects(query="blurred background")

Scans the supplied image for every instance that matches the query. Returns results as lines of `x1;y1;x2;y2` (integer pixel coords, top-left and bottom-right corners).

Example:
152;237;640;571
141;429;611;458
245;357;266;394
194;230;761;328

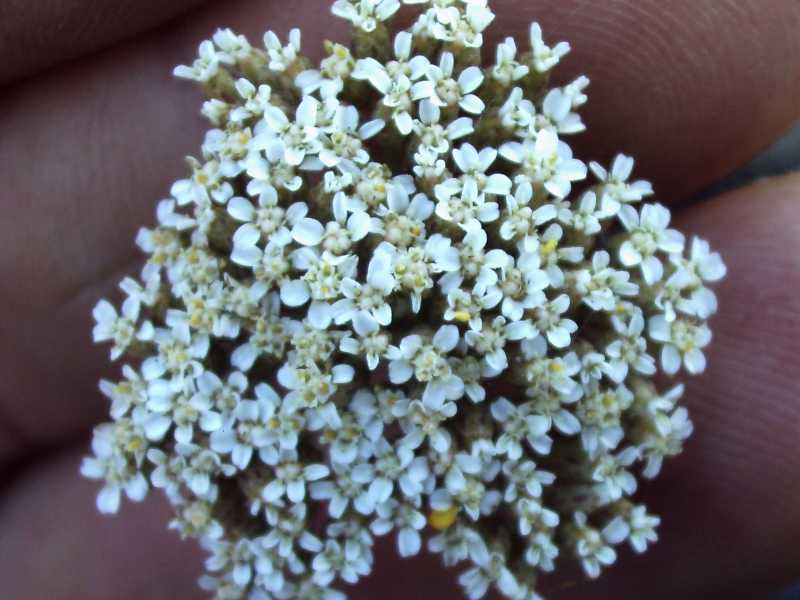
716;123;800;600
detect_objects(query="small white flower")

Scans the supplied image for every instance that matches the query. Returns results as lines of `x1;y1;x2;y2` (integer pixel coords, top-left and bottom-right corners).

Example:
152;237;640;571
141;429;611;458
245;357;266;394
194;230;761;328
574;250;639;312
434;175;500;225
399;399;456;453
229;78;273;122
641;405;693;478
569;190;602;234
491;37;529;85
81;423;149;514
263;28;302;72
352;33;429;134
387;325;464;409
491;397;553;457
333;249;395;327
458;552;517;600
413;99;474;155
243;146;303;195
332;0;401;32
591;446;639;502
649;315;711;374
229;189;305;244
92;297;151;360
498;87;536;136
500;129;587;199
292;192;373;255
319;104;385;168
261;450;330;504
502;459;556;504
618;203;685;284
685;236;727;283
465;315;535;375
491;248;549;322
437;143;512;202
173;40;227;82
171;157;233;206
498;180;557;242
311;462;375;518
528;22;570;73
603;505;660;554
375;183;434;247
361;435;424;504
257;96;323;168
535;86;587;135
531;293;577;349
604;312;656;381
145;376;223;444
434;219;508;295
590;154;654;217
339;313;391;370
370;498;427;557
212;28;252;63
391;244;438;312
210;399;273;470
572;511;616;579
311;539;371;586
412;52;486;115
278;361;354;426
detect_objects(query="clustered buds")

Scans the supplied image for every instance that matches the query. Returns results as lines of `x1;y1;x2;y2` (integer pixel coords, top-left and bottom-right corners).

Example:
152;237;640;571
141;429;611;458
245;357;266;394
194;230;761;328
83;1;726;599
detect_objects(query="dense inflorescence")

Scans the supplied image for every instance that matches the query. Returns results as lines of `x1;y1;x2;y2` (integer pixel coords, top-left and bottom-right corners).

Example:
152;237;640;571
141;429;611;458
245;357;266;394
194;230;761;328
83;1;726;598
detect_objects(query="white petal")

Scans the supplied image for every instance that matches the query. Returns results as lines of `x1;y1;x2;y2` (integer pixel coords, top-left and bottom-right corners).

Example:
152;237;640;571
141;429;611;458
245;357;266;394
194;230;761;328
359;119;385;140
398;528;422;557
684;348;706;374
389;360;413;384
433;325;459;352
292;218;325;246
332;364;355;384
348;211;372;241
661;344;681;375
459;94;485;115
280;280;310;307
227;196;254;221
458;66;484;93
97;486;121;514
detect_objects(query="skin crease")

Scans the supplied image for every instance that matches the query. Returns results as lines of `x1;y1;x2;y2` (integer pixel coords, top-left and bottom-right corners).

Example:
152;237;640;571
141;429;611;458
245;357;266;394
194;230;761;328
0;1;798;598
0;0;210;84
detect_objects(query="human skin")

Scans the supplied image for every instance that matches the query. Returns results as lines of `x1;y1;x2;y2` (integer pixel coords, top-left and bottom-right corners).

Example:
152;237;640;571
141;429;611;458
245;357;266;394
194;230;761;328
0;1;798;598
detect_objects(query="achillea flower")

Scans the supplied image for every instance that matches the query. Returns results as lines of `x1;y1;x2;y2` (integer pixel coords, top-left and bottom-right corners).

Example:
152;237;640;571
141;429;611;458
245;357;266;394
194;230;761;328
85;2;726;598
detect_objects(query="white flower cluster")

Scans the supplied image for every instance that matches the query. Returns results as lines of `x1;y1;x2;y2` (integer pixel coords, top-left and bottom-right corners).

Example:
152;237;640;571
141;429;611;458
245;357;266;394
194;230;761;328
84;2;726;599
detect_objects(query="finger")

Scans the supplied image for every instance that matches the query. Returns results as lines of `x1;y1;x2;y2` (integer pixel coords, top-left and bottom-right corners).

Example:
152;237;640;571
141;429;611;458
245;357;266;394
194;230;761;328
2;0;798;460
0;447;205;600
0;0;210;84
545;173;800;599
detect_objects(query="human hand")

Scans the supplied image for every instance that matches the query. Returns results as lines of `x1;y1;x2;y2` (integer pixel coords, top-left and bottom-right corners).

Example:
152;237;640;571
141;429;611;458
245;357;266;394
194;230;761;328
0;1;799;599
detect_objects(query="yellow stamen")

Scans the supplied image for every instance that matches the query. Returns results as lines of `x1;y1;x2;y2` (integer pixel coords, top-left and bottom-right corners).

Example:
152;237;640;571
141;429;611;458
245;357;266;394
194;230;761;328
541;239;558;257
453;310;472;323
429;506;459;531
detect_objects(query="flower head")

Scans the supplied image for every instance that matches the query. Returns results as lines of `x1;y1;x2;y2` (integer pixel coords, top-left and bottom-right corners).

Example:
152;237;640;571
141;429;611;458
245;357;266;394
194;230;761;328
85;5;725;600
